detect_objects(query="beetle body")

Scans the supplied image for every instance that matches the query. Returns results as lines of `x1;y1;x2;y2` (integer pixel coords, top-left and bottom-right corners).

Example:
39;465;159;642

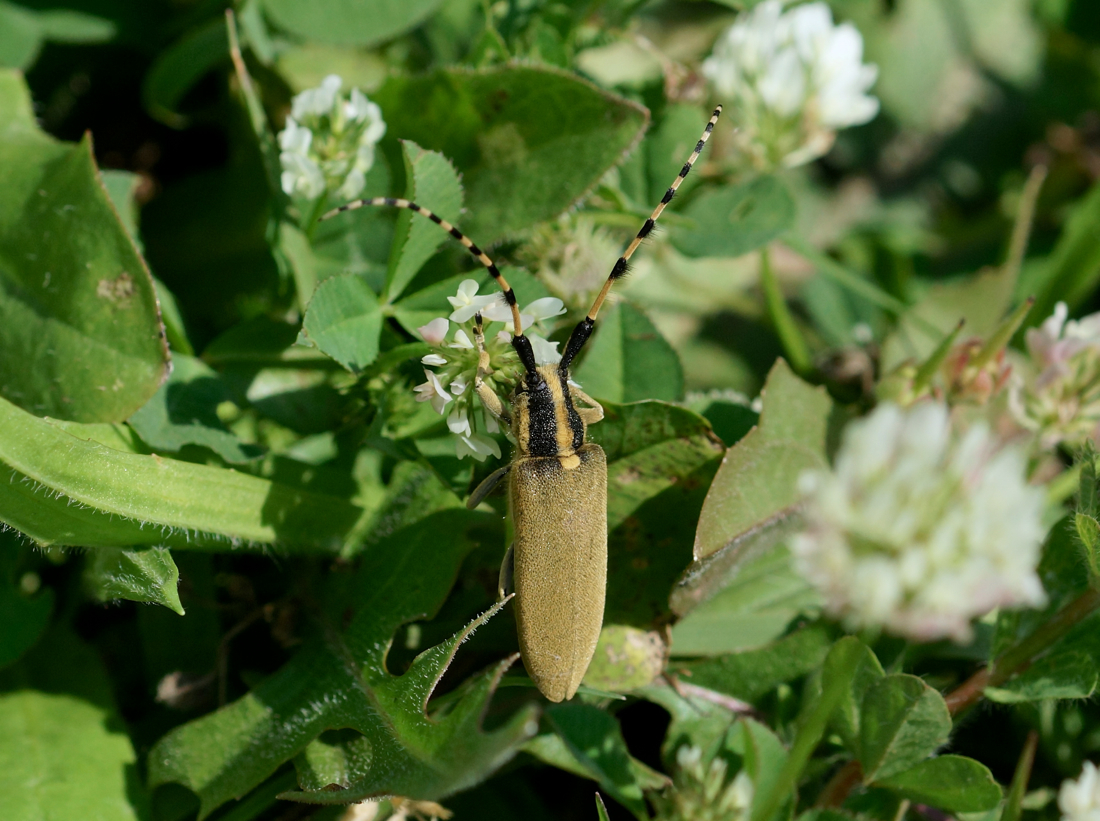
511;444;606;702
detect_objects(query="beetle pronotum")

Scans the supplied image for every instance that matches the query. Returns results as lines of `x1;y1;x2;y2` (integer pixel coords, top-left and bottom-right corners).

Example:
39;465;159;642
323;105;721;701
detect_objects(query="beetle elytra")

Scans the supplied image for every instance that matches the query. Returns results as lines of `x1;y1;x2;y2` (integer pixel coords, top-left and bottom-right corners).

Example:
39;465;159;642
323;105;721;701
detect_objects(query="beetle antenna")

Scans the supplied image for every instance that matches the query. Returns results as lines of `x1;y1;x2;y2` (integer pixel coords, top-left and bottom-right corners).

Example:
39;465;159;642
560;105;722;370
320;197;528;350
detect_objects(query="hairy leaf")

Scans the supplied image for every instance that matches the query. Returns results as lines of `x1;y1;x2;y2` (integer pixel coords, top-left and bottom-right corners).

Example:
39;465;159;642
84;546;184;615
148;510;537;817
262;0;446;46
0;394;364;550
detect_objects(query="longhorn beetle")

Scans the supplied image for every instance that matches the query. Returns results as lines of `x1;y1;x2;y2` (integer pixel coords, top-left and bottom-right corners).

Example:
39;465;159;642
323;106;722;702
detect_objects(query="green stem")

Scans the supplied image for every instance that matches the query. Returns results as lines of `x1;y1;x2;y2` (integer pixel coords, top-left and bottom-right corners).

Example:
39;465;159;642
303;194;330;243
760;246;812;374
752;664;855;821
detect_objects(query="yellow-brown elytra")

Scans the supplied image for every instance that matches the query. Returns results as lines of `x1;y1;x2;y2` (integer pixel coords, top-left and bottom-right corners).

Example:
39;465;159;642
322;105;722;701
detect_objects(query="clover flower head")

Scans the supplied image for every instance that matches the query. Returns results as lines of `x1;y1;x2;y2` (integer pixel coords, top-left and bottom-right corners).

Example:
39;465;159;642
1060;761;1100;821
412;280;569;461
653;744;754;821
1011;302;1100;450
278;74;387;203
702;0;879;169
793;401;1046;643
521;217;623;310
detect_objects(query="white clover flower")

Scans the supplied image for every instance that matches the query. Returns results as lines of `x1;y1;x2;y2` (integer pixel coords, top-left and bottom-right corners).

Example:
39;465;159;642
413;369;452;415
702;0;879;169
414;280;573;461
447;280;500;323
654;744;754;821
1060;762;1100;821
1011;302;1100;450
278;74;386;203
792;401;1046;643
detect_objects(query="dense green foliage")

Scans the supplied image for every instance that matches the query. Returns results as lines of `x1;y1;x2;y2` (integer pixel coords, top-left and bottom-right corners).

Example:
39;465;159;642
3;1;1100;820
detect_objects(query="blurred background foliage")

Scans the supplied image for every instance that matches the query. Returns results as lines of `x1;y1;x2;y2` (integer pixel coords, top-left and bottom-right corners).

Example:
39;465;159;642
3;0;1100;820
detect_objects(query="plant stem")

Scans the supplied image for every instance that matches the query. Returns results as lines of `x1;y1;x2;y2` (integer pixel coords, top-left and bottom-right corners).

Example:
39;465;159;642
760;246;812;375
945;587;1100;716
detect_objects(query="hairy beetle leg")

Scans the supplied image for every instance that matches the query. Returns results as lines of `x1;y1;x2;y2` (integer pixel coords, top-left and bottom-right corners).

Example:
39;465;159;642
570;385;604;426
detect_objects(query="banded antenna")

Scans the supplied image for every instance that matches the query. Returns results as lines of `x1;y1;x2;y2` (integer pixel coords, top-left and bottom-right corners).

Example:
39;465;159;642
559;104;722;369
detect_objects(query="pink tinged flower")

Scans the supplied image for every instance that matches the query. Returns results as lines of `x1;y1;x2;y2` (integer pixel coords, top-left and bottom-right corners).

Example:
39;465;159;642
448;280;499;323
413;369;452;415
455;432;502;462
417;317;449;345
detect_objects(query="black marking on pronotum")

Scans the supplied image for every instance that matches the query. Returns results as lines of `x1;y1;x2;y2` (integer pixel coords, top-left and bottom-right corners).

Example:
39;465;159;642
525;374;559;457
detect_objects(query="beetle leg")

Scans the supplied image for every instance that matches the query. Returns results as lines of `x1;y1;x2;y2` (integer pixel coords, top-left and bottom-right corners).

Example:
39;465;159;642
473;312;512;428
497;542;515;601
570;386;604;425
467;463;511;510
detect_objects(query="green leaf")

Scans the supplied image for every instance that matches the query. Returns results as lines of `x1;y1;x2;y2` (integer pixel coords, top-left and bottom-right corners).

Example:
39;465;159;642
985;649;1099;703
671;175;796;259
589;401;725;630
669;545;819;655
0;88;169;421
127;354;263;464
0;393;364;551
573;302;684;402
262;0;447;46
148;510;537;817
142;19;229;126
1019;180;1100;328
300;273;384;372
822;637;885;753
373;66;648;242
734;718;790;816
385;141;464;301
0;627;149;821
859;674;951;783
84;546;184;615
0;532;52;669
544;704;648;819
671;627;832;701
875;756;1002;812
674;361;835;620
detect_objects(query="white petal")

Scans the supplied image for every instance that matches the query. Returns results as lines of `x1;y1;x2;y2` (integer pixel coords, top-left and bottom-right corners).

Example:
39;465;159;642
418;317;449;345
523;297;566;321
448;409;472;436
528;333;561;366
450;329;474;349
421;354;448;366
